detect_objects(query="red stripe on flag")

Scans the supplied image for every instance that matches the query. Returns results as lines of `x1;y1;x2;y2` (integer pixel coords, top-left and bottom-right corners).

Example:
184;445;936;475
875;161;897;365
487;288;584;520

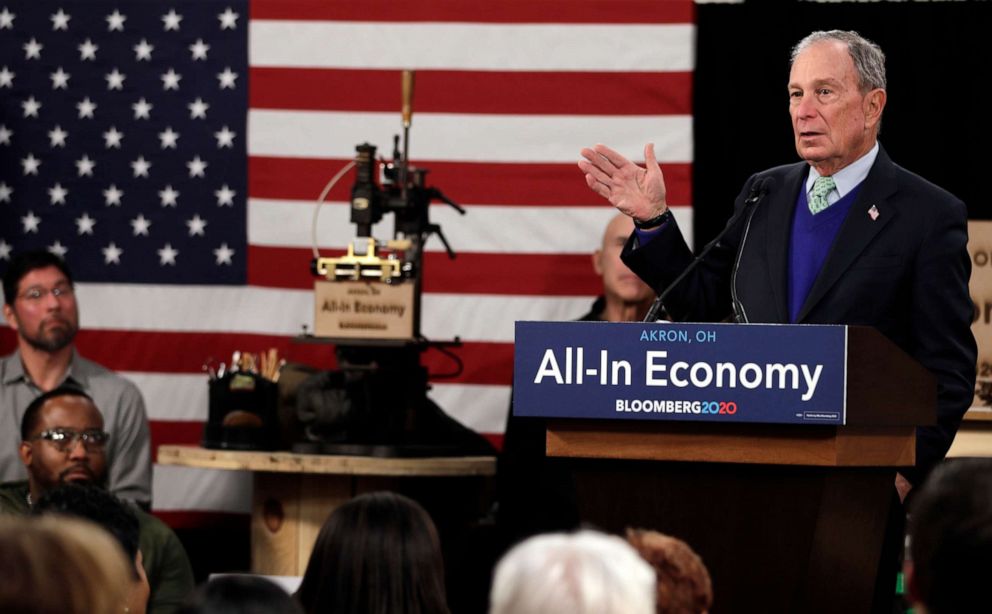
249;157;693;207
151;420;205;461
8;328;512;386
152;510;251;530
248;246;602;296
250;68;692;116
251;0;694;24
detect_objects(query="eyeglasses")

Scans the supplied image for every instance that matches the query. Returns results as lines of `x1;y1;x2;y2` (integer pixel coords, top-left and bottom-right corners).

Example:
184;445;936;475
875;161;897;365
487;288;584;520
17;284;74;302
31;428;109;452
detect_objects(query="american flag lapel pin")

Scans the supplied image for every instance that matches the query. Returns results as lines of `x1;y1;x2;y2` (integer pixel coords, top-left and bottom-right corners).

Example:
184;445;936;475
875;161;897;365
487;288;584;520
868;205;880;221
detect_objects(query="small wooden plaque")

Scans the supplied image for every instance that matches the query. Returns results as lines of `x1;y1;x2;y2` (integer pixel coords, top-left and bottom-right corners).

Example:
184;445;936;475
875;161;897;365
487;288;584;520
314;280;415;340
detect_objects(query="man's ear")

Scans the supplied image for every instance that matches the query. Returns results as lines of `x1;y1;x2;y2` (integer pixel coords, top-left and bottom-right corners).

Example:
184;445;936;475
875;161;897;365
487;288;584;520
592;250;604;276
864;88;887;130
2;303;17;331
18;441;33;468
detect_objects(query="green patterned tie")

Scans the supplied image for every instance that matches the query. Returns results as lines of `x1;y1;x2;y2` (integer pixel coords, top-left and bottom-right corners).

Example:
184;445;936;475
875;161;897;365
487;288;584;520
809;175;836;214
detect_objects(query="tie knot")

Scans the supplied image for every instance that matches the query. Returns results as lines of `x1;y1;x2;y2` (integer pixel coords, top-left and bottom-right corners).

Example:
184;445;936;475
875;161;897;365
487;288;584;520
809;175;836;214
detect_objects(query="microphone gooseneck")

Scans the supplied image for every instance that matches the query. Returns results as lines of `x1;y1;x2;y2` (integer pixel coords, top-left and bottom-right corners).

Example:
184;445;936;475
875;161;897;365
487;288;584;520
643;176;777;323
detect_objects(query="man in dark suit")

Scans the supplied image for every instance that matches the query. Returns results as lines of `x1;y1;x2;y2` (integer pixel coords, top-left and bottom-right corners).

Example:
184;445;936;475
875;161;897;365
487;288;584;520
578;30;976;500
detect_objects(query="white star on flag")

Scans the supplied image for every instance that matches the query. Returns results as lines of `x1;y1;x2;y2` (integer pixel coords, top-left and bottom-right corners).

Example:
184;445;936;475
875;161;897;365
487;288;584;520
188;98;209;119
75;156;95;177
21;154;41;175
187;215;208;236
21;211;41;233
0;183;12;202
0;126;12;145
48;125;68;147
0;8;15;29
76;97;97;119
213;243;234;265
50;9;70;31
78;39;97;60
0;67;13;88
23;38;42;60
103;184;123;206
0;241;11;261
48;240;68;258
102;242;123;264
158;127;180;149
189;39;209;60
50;67;70;89
134;39;154;61
22;97;41;117
131;214;151;236
162;9;182;31
187;156;208;178
103;126;123;148
131;156;151;178
106;10;126;32
217;68;237;89
161;69;181;90
105;69;125;90
76;214;96;235
48;183;68;205
215;185;235;206
158;243;178;265
214;126;236;148
218;8;239;30
159;185;179;207
132;98;153;120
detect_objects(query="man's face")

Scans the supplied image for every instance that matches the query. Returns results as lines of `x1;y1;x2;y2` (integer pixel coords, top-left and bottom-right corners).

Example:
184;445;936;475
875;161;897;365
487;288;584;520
594;215;654;307
788;40;885;175
19;395;107;494
2;265;79;353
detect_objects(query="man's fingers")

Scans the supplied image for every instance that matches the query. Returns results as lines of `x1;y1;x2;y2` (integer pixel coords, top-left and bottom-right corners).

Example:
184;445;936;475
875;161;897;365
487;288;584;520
578;159;613;186
644;143;661;173
592;143;630;170
584;173;611;199
580;147;618;176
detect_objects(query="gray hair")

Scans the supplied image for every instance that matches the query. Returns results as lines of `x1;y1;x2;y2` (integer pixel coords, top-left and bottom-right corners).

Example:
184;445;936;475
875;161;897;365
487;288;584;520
489;530;656;614
791;30;886;93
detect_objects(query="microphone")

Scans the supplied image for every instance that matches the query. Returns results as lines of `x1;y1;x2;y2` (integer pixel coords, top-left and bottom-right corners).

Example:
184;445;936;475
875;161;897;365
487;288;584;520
643;176;776;323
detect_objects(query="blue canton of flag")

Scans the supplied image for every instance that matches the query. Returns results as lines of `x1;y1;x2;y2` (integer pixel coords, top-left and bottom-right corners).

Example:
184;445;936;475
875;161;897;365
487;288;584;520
0;0;247;284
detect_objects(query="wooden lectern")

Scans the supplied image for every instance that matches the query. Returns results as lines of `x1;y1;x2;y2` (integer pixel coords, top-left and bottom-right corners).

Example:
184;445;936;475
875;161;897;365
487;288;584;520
540;326;934;613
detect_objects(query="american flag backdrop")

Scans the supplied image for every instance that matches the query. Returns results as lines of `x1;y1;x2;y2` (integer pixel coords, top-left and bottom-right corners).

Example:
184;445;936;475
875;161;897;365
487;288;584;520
0;0;695;522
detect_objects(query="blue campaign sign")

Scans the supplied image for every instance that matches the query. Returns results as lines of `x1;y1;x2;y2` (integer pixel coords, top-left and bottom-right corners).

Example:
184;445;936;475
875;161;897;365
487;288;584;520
513;321;848;425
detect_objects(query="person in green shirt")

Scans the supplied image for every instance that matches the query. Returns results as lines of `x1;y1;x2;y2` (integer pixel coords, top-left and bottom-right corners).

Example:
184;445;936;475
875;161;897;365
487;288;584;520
0;386;194;614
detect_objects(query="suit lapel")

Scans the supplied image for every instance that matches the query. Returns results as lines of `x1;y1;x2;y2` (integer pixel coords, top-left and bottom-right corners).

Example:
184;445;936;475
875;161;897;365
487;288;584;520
762;164;807;323
795;147;899;322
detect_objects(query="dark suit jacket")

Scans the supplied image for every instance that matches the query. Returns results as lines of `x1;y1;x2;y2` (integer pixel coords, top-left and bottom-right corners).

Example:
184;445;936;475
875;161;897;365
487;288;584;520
622;146;976;485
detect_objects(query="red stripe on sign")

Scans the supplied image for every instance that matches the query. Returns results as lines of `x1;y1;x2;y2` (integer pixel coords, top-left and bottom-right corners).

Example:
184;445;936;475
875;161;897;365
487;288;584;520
250;68;692;116
152;510;251;530
248;246;603;296
251;0;694;24
249;157;693;207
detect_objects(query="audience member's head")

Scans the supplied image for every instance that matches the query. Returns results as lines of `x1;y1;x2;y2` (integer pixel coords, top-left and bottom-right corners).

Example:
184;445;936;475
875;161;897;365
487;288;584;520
19;387;109;501
626;528;712;614
295;491;449;614
0;515;132;614
179;575;303;614
2;249;79;354
33;483;150;614
593;213;655;322
489;530;656;614
907;458;992;614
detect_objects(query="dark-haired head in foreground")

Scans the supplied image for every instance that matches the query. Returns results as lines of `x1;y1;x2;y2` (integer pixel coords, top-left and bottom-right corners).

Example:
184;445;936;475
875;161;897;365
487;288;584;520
179;575;302;614
295;491;449;614
908;458;992;614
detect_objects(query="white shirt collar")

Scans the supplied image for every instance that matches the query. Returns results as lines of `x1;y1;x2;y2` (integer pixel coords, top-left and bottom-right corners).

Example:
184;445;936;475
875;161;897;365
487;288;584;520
806;141;880;201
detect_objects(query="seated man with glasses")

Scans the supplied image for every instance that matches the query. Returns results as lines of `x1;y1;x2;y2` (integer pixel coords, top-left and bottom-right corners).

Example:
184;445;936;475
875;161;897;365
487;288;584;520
1;250;151;505
0;387;194;614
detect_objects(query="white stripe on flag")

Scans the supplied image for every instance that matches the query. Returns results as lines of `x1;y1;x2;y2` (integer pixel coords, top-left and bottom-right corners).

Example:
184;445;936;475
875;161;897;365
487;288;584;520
153;465;253;513
428;383;513;434
248;111;693;163
250;22;695;72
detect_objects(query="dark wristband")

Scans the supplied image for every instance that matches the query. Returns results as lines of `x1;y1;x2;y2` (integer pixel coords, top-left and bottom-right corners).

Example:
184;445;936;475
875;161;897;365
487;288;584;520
633;209;671;230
